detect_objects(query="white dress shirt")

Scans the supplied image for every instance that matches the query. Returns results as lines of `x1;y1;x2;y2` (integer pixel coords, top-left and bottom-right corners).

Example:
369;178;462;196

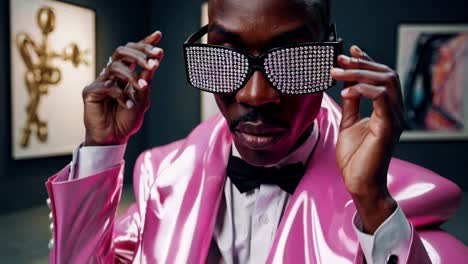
67;121;411;264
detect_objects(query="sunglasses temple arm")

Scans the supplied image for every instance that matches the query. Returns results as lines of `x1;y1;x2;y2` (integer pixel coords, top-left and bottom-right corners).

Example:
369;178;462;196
326;24;337;42
185;24;209;44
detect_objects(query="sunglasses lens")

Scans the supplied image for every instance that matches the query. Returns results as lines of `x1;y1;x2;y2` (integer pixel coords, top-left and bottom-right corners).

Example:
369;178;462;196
264;45;336;95
185;46;249;93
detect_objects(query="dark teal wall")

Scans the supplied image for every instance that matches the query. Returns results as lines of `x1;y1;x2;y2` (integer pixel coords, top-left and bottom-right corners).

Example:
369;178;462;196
144;0;202;148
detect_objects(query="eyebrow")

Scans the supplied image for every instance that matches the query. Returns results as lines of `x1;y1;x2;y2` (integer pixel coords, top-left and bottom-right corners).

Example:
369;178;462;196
269;25;315;46
209;23;240;41
208;23;315;49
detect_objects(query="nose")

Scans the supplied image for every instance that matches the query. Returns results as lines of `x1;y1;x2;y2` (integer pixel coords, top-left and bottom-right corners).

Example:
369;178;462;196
235;70;281;107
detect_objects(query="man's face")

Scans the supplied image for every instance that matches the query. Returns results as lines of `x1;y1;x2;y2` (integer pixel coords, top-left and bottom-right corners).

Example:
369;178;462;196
208;0;327;166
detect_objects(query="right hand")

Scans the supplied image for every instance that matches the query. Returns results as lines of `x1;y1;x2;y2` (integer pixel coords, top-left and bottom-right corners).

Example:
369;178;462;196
82;31;164;146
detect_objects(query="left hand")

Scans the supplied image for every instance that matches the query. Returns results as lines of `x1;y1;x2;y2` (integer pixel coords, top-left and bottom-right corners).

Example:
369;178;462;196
331;45;404;234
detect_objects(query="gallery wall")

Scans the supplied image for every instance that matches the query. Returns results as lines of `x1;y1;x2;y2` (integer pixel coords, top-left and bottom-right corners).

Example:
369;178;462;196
328;0;468;188
0;0;150;213
143;0;202;148
0;0;467;214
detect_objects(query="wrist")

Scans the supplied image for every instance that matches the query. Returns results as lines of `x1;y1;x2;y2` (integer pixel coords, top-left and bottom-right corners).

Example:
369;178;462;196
84;133;128;147
352;189;397;234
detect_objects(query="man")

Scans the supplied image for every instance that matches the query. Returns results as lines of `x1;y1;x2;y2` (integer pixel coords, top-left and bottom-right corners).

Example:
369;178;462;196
45;0;467;263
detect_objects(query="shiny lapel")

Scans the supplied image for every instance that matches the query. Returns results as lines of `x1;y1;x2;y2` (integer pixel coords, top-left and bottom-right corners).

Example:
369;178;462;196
138;116;232;263
266;95;358;263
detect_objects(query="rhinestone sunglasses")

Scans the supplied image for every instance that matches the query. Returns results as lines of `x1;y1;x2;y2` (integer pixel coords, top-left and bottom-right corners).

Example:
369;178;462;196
183;24;342;95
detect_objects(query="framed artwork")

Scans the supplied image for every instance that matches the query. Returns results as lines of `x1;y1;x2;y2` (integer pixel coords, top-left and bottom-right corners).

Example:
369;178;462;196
10;0;96;159
397;24;468;140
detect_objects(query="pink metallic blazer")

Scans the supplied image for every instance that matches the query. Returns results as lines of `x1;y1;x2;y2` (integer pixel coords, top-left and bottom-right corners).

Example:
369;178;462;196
46;94;467;263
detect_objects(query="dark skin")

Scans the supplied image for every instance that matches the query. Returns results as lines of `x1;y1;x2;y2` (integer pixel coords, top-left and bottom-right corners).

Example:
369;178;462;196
208;0;324;166
83;0;402;234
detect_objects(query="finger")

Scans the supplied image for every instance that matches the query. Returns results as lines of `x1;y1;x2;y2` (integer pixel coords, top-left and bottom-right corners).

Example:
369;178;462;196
332;68;405;123
126;42;164;60
350;45;374;62
340;88;361;131
103;80;128;108
135;56;162;110
337;55;391;73
106;80;138;110
122;82;138;108
141;30;162;45
83;80;127;109
341;83;392;121
140;58;161;83
112;46;154;71
134;81;151;111
107;61;141;87
336;67;403;111
105;61;150;94
331;68;390;85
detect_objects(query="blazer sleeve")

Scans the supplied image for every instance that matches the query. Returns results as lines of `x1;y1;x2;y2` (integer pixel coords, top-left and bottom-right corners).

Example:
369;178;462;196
46;162;143;263
353;226;468;264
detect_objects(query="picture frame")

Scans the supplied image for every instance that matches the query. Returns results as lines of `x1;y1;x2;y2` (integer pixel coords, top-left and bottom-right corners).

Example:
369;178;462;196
397;24;468;141
9;0;96;159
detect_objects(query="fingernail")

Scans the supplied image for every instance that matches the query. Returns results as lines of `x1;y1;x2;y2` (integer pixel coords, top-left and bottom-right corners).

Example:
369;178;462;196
331;67;344;74
152;31;162;39
138;79;148;89
339;55;350;63
148;59;157;68
151;47;159;54
126;99;135;109
341;88;349;96
353;45;363;54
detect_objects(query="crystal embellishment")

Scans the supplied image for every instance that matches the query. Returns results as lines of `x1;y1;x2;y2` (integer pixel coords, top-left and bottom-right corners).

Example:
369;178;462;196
185;46;249;93
185;44;335;95
264;45;335;95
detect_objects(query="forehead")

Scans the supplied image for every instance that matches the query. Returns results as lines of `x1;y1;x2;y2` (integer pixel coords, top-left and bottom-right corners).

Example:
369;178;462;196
208;0;322;37
209;0;307;21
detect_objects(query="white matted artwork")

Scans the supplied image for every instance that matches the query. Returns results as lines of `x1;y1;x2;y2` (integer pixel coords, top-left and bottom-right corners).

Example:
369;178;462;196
200;1;220;121
397;24;468;140
10;0;95;159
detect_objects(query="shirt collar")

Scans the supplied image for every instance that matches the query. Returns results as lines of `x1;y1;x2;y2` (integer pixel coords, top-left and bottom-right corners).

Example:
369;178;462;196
232;120;319;168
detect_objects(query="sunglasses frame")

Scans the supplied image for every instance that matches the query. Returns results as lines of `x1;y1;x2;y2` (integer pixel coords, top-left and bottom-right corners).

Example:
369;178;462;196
183;24;343;95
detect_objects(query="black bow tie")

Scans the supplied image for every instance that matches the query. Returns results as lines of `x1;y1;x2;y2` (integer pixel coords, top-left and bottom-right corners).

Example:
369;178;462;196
226;155;305;194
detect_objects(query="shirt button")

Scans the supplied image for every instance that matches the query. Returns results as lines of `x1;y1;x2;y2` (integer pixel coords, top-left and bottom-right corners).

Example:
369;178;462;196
387;255;398;264
259;214;270;225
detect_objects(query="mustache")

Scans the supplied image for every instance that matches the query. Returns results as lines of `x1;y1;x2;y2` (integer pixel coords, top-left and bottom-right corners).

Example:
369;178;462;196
229;110;290;130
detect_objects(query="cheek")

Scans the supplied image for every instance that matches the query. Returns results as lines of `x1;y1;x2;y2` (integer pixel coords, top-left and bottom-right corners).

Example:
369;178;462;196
214;94;237;120
214;94;229;115
289;93;323;133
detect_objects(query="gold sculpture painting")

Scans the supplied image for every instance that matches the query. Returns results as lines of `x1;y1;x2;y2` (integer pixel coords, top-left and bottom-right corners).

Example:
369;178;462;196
16;6;89;148
10;0;95;159
397;24;468;140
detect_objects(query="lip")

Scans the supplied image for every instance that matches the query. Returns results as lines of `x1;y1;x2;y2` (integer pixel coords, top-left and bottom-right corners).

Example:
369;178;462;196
234;122;288;149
